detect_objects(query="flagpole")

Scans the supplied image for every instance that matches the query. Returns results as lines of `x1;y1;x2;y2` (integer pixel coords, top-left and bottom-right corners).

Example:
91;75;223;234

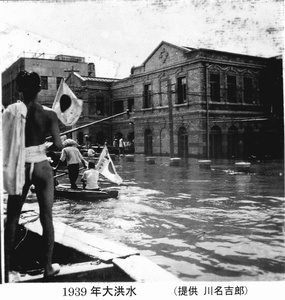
47;110;129;139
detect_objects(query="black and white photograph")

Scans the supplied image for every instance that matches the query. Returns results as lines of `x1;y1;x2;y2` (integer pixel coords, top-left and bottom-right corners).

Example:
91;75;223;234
0;0;284;299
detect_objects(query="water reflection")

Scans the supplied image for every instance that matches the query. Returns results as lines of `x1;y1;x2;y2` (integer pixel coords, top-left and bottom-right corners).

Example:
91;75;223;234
54;156;285;281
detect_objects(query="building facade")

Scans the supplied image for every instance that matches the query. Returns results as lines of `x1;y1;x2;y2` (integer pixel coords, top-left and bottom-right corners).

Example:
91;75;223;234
65;72;120;145
111;41;283;159
2;42;283;159
2;54;94;107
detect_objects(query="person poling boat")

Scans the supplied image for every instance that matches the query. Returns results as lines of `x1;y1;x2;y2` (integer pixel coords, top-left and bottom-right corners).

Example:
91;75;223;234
54;145;123;194
2;70;63;282
54;150;123;201
54;138;88;189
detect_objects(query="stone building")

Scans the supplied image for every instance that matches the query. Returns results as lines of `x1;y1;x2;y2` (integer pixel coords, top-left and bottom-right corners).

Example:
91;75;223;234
111;41;283;159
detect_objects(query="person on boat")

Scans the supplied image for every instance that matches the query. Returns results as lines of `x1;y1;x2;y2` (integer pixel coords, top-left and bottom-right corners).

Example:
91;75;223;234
81;162;100;190
55;140;87;189
3;70;62;281
119;137;125;156
87;146;95;159
85;134;92;148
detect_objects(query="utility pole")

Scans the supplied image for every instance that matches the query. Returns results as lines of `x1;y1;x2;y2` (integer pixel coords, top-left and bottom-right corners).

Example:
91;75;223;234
204;63;210;159
168;79;174;158
64;66;80;84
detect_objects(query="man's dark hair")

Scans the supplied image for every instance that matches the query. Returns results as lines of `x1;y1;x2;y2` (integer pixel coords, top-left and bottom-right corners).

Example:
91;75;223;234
16;70;41;98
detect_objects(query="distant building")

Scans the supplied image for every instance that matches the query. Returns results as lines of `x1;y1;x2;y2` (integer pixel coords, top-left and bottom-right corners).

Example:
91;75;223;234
1;53;94;107
2;42;283;159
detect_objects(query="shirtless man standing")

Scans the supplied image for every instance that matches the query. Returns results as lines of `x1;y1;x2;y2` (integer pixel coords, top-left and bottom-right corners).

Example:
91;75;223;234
3;71;63;281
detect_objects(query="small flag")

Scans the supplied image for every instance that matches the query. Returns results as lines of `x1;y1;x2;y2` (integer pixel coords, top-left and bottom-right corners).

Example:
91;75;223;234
52;79;83;126
96;145;123;185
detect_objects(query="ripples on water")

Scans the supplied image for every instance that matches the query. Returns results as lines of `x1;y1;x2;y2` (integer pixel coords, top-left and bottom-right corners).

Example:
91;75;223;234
53;157;285;281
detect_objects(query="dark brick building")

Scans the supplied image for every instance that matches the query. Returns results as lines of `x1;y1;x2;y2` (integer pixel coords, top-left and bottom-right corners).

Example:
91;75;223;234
110;41;283;159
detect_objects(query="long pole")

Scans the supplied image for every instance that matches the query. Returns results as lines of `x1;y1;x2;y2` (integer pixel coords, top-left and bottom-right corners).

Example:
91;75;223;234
47;110;129;139
0;76;4;283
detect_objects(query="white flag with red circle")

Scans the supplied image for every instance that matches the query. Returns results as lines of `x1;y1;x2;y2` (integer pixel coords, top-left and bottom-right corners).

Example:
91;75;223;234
52;79;83;126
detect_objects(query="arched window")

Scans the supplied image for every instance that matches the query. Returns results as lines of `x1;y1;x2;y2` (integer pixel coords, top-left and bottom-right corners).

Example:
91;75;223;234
127;131;134;142
210;126;222;158
178;127;188;157
228;126;238;158
244;126;256;158
144;129;153;155
127;131;135;153
96;131;106;146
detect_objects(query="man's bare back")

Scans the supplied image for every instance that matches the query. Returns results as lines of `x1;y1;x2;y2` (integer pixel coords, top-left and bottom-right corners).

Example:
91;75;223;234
25;101;62;149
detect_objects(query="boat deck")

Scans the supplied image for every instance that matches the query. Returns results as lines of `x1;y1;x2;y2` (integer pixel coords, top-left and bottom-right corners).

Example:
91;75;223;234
10;202;180;283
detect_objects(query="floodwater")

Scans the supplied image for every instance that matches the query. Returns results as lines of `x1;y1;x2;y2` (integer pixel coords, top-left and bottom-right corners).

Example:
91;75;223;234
53;156;285;281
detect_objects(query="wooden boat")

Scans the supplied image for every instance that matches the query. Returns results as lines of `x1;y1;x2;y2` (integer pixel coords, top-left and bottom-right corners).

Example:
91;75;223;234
54;184;119;201
9;203;180;283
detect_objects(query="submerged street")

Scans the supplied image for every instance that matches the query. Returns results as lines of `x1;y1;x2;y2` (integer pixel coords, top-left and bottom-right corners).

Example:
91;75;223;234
50;156;284;281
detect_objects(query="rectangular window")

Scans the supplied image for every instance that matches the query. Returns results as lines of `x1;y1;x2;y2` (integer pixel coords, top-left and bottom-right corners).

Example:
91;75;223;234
41;76;48;90
177;77;187;104
244;77;253;104
128;98;134;112
114;100;124;114
96;96;105;115
210;74;220;102
143;84;151;108
227;75;237;103
56;77;62;89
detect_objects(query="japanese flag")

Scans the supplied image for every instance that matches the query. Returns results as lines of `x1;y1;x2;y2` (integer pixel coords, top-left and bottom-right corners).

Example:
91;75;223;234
52;79;83;126
96;145;123;185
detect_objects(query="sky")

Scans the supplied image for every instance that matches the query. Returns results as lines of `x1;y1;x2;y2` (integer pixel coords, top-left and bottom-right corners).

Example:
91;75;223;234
0;0;284;79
